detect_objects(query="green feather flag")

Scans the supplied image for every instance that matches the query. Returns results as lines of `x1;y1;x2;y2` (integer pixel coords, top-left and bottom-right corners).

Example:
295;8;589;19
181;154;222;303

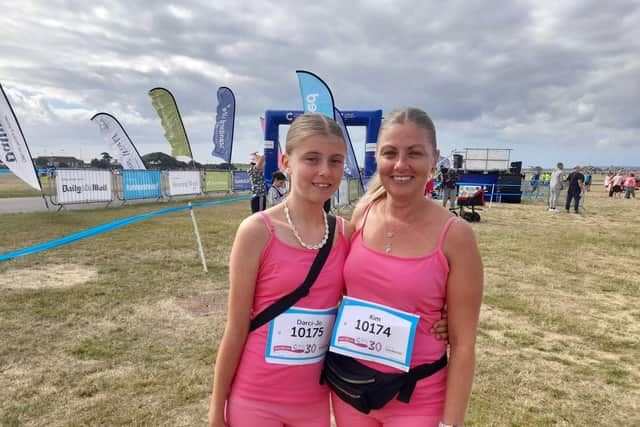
148;87;192;159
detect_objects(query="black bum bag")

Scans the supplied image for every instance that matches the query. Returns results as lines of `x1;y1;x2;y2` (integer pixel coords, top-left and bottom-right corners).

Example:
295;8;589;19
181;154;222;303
321;351;448;414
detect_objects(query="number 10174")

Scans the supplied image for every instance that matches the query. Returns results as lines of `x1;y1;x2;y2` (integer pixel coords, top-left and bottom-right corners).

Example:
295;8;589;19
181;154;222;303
355;319;391;337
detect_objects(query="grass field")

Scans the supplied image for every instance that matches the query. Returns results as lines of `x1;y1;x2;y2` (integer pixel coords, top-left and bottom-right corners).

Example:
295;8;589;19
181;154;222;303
1;187;638;426
0;173;52;198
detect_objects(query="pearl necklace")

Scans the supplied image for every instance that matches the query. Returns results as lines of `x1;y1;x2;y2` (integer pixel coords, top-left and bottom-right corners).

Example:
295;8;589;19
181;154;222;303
284;202;329;250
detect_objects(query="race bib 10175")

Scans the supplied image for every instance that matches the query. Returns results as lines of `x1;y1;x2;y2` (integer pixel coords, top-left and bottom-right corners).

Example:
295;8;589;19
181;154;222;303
265;306;337;365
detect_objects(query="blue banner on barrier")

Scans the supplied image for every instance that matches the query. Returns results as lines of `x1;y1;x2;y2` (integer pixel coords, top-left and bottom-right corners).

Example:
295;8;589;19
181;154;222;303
122;170;162;200
232;170;251;191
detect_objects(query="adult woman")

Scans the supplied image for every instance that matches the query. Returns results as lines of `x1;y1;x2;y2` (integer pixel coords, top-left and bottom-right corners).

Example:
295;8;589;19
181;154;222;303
329;108;483;427
624;173;636;199
209;114;352;427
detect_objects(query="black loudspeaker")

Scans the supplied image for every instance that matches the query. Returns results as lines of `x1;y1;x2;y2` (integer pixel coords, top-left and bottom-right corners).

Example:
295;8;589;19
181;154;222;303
453;154;463;169
496;174;522;203
510;161;522;175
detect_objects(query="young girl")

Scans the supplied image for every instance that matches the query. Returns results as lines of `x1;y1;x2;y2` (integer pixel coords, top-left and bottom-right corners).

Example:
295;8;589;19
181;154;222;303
209;114;351;427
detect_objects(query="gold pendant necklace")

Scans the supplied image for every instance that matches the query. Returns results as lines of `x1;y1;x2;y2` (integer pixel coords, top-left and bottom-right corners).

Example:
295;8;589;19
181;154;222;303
382;201;413;254
384;231;394;253
383;202;397;253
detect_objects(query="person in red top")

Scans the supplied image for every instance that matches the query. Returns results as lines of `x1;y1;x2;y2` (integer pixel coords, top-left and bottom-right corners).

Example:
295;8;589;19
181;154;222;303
424;177;435;199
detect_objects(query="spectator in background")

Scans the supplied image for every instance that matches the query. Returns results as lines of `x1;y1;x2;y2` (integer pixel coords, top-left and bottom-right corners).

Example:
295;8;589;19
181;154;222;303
248;152;267;213
424;176;435;199
530;168;542;193
604;171;614;195
611;171;624;198
624;173;636;199
267;171;287;207
548;162;564;212
440;166;458;210
583;169;593;192
565;165;584;214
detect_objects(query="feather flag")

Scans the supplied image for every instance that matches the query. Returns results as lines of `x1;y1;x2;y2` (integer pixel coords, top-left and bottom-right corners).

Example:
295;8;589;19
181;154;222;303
91;112;146;169
296;70;364;189
296;70;336;119
212;87;235;163
335;107;364;190
148;87;193;159
0;83;41;190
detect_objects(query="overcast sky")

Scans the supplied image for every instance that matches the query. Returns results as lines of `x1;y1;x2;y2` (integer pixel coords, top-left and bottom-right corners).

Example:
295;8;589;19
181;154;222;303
1;0;639;169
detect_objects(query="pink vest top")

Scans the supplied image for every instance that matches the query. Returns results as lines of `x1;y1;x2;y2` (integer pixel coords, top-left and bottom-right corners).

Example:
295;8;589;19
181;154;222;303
342;204;457;415
230;213;348;404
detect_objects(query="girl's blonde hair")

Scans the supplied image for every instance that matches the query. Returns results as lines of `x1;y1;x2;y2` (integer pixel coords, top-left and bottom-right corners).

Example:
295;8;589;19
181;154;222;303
285;113;345;155
357;107;437;208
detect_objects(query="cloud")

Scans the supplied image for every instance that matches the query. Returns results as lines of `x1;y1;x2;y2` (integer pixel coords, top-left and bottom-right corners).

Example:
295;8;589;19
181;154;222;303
0;0;638;167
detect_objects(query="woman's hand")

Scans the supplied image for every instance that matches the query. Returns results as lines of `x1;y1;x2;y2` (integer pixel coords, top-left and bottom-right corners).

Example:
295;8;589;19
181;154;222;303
430;306;449;341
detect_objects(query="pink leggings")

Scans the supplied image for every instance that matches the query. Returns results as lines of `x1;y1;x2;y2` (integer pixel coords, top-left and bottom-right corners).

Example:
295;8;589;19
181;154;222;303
227;395;330;427
331;394;441;427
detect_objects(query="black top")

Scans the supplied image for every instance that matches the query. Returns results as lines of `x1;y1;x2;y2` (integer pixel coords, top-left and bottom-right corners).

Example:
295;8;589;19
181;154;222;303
441;169;458;189
567;172;584;192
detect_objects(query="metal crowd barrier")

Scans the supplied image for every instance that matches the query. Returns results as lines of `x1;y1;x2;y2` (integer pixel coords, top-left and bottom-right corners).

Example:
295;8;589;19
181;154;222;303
43;169;241;210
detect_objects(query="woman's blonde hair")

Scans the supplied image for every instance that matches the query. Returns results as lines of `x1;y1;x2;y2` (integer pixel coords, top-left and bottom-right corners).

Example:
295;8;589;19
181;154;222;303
357;107;437;208
285;113;345;155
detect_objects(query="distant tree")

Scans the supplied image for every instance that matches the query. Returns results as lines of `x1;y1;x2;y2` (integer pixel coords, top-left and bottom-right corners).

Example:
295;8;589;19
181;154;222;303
34;156;50;167
100;152;112;163
203;162;237;171
141;152;191;169
90;158;106;168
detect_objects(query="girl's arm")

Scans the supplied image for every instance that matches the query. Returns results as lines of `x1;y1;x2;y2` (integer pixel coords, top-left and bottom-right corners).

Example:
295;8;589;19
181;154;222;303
441;220;483;425
208;215;269;427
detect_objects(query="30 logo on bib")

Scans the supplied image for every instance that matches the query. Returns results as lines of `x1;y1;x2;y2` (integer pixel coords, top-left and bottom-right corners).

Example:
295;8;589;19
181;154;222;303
265;306;337;365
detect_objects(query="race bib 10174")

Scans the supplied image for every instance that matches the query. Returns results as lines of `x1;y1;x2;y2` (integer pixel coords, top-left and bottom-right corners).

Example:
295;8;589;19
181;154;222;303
329;296;420;372
265;306;337;365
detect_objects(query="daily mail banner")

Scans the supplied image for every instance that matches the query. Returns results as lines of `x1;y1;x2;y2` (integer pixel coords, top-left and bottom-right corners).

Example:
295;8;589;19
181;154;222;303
168;170;201;196
0;84;41;190
231;170;250;192
122;170;162;200
56;169;112;204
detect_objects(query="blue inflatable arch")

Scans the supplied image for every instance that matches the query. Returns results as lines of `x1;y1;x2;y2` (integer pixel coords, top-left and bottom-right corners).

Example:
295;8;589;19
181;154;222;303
262;109;383;186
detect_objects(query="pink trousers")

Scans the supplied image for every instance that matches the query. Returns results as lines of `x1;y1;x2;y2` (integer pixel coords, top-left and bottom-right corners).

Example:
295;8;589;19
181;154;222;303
227;395;330;427
331;394;441;427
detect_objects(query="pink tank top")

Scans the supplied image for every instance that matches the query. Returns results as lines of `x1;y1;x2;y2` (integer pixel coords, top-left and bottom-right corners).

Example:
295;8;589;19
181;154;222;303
342;204;457;415
230;213;348;404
